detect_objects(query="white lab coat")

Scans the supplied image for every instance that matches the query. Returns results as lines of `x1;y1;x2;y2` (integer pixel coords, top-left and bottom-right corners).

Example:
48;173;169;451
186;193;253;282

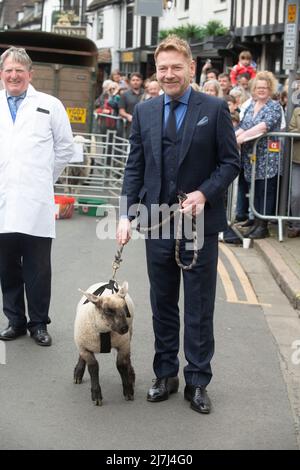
0;84;74;238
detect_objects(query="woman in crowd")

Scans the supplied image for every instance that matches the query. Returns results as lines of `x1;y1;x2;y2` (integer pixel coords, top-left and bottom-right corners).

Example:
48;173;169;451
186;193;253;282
94;79;116;134
230;86;248;112
202;79;222;97
235;71;282;239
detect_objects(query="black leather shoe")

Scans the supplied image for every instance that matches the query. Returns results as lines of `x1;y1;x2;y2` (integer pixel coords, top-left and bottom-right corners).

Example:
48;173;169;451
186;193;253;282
147;376;179;402
287;227;300;238
240;218;255;228
248;224;269;239
0;325;27;341
184;385;211;414
31;328;52;347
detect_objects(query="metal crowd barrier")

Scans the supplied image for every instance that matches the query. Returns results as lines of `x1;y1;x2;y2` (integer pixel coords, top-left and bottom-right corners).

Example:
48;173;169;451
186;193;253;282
93;112;127;140
249;131;300;241
225;175;244;242
227;131;300;242
54;130;130;212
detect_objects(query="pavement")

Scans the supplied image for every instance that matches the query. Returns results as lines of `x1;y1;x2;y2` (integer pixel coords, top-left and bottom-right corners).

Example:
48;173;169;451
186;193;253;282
232;222;300;313
1;213;300;450
222;221;300;448
254;230;300;312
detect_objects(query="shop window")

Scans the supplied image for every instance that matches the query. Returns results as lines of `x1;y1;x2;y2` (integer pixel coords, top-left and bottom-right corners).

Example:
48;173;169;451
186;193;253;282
151;17;158;46
97;12;104;40
126;6;133;48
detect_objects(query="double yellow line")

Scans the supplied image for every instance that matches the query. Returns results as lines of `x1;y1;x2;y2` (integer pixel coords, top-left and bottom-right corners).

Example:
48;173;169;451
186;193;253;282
218;243;270;306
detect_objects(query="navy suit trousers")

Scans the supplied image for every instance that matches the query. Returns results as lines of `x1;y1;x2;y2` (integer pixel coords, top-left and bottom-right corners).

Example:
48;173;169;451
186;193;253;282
145;232;218;387
0;233;52;332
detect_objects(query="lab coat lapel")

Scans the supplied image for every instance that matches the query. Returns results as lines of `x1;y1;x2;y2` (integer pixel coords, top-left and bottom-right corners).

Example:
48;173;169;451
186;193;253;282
0;91;14;128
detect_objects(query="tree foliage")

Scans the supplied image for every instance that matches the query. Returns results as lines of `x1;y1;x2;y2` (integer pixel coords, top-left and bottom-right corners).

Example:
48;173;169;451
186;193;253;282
159;20;229;41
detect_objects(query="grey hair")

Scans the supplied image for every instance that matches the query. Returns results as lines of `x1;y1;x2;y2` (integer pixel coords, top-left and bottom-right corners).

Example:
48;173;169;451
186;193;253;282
203;79;222;97
0;47;32;71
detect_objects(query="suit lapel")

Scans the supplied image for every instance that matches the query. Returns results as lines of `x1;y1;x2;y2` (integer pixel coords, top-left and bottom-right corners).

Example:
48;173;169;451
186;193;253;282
178;89;203;168
150;95;164;175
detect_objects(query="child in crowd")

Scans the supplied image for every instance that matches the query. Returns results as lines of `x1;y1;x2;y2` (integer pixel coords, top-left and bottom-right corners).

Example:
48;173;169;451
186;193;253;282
230;111;240;128
223;95;238;114
199;59;220;87
230;51;256;86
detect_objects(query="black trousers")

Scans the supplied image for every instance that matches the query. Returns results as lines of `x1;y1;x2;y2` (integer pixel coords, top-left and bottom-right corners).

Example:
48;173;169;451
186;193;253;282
145;233;219;387
0;233;52;332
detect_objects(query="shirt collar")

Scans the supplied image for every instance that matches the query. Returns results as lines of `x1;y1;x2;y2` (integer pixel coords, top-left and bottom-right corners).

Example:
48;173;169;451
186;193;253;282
164;86;192;106
6;91;27;100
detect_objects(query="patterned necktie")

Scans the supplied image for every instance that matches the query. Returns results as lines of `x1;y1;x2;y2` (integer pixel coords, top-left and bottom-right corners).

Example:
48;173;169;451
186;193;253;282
165;100;180;142
9;95;22;122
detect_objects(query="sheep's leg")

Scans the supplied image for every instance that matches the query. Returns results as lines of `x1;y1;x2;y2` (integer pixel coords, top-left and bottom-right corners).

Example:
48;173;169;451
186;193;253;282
74;355;86;384
116;351;135;401
87;354;103;406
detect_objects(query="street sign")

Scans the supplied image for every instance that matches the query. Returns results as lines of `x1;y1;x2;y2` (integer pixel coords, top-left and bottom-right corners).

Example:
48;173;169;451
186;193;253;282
135;0;163;17
288;3;297;21
66;107;87;124
283;1;300;70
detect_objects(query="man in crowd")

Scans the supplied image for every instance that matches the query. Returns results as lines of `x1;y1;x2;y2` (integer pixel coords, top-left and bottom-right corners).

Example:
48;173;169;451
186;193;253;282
218;72;232;96
119;72;144;138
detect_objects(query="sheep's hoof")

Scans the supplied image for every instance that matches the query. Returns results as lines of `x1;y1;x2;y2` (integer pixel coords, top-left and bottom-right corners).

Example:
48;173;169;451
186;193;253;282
94;399;103;406
74;377;82;384
125;394;134;401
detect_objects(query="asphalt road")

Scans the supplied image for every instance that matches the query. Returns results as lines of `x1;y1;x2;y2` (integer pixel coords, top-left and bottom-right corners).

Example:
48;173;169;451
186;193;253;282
0;213;298;450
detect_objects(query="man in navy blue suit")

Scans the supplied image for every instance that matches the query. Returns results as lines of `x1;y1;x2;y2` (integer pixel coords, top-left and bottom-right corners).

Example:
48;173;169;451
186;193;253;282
117;35;240;414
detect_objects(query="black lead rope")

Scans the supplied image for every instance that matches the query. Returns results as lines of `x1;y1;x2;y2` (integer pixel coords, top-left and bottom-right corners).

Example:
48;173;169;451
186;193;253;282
174;192;199;271
138;191;199;271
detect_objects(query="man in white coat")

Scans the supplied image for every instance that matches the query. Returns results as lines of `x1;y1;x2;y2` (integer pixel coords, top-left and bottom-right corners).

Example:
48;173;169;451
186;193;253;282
0;47;74;346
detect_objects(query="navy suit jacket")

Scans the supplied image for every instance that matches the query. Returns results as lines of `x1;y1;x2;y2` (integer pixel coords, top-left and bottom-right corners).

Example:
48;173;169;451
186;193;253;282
121;88;240;235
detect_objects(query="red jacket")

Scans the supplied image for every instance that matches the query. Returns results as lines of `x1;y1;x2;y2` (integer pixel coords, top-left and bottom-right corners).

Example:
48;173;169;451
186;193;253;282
230;63;256;85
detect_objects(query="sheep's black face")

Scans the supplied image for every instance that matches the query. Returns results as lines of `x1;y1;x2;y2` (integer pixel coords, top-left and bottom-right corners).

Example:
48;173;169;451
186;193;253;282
101;299;129;335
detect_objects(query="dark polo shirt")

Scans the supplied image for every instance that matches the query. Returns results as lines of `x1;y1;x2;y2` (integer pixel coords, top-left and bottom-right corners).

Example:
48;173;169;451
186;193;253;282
119;88;144;116
119;88;144;137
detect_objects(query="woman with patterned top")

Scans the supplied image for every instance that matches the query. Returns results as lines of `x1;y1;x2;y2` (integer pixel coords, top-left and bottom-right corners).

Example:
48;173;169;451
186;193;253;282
235;71;282;239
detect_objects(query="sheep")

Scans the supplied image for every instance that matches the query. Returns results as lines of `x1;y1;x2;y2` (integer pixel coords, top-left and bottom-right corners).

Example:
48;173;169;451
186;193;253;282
74;281;135;406
59;135;92;194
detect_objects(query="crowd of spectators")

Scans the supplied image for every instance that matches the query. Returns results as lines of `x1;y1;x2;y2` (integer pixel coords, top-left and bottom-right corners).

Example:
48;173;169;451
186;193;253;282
199;50;299;240
94;52;299;240
94;70;162;138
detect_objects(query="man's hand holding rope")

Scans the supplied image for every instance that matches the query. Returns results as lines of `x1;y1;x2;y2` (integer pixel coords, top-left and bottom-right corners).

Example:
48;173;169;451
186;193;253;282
116;217;132;246
180;190;206;217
